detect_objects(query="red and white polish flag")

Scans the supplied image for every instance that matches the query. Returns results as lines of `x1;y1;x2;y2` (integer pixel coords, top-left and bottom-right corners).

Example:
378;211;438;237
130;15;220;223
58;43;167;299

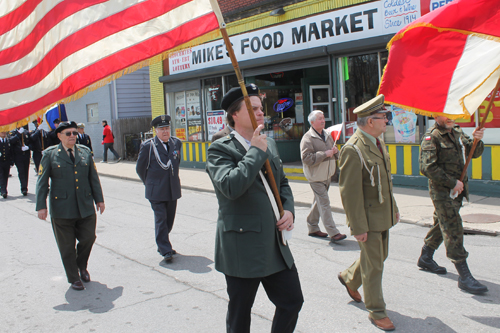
326;123;343;142
0;0;219;130
378;0;500;119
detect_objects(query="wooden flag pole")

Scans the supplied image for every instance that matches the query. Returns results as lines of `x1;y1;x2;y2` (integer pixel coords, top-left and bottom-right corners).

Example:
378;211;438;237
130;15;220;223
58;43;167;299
209;0;284;218
459;76;500;182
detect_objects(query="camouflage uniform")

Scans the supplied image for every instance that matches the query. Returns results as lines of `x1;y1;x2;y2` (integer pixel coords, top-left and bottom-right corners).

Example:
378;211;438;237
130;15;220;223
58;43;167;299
419;123;483;263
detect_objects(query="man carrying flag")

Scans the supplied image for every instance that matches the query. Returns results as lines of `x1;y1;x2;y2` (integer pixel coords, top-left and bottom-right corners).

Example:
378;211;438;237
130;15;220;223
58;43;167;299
300;110;346;242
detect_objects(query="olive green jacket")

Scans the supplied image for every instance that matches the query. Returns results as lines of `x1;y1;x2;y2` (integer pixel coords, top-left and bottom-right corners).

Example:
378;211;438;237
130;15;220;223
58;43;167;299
36;143;104;219
338;130;399;235
420;124;483;201
206;134;295;278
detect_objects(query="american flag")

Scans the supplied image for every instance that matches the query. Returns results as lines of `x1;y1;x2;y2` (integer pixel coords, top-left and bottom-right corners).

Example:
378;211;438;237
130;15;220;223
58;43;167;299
0;0;219;130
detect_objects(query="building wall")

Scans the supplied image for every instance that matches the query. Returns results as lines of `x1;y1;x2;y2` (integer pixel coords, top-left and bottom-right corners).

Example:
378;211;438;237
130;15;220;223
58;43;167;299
116;67;151;119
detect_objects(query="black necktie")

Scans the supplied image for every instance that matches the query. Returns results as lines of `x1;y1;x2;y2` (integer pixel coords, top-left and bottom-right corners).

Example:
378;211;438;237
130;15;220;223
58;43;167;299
68;148;75;164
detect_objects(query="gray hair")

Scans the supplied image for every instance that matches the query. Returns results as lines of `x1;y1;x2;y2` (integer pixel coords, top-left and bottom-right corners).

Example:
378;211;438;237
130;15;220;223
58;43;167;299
356;116;370;127
308;110;324;125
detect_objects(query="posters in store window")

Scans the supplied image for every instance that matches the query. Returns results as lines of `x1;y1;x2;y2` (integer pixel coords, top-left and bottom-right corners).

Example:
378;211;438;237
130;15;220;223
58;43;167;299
174;92;186;140
391;108;417;143
207;110;226;141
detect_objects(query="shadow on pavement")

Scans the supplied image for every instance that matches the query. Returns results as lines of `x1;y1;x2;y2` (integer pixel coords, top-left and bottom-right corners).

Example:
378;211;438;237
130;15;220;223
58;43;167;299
329;239;360;251
464;316;500;330
159;254;213;274
387;311;455;332
53;281;123;313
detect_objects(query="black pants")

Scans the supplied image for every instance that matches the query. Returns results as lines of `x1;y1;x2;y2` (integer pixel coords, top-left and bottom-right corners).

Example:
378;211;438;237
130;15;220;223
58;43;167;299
225;265;304;333
13;154;30;192
103;142;120;161
51;214;97;283
0;162;10;195
33;151;42;173
149;200;177;255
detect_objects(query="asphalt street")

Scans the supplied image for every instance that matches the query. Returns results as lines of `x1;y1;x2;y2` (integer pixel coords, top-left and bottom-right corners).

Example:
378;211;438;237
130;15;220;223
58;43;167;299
1;172;499;332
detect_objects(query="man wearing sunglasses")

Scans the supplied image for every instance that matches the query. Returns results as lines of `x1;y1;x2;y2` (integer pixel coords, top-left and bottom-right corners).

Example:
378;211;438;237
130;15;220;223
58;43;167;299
36;121;105;291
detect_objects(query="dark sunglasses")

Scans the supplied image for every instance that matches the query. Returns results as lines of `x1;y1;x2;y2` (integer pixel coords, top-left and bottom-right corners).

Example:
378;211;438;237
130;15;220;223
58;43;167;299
63;131;79;137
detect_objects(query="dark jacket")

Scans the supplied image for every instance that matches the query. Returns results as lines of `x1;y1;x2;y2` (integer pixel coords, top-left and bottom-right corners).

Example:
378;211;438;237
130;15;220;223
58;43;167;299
136;136;182;202
9;131;31;158
0;137;13;165
77;133;93;155
206;134;295;278
30;128;50;152
36;143;104;219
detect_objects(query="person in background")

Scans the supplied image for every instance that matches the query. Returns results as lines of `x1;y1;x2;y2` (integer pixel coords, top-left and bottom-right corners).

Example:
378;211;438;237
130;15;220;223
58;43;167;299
30;120;50;173
136;115;182;262
76;123;93;156
9;126;31;196
48;118;61;147
36;121;105;291
300;110;346;242
0;131;14;198
101;120;121;163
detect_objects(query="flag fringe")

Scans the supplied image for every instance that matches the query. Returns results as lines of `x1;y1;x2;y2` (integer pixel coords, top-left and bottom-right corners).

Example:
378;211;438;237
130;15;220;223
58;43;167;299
387;22;500;50
0;29;221;132
383;100;472;120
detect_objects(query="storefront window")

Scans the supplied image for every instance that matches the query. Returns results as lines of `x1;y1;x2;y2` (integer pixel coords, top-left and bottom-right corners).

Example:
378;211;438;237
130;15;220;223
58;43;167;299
168;89;204;142
172;91;187;141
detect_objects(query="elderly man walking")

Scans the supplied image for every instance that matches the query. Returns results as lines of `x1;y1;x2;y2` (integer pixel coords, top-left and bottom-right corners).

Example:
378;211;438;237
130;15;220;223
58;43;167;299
300;110;346;242
337;95;399;331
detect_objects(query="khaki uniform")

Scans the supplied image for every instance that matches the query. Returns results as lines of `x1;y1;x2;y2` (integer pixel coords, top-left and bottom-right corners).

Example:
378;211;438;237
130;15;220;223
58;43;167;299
420;123;483;263
338;130;398;320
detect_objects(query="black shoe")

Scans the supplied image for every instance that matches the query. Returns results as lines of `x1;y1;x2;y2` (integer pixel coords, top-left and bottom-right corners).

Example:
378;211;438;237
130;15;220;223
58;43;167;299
164;251;174;261
71;280;85;290
22;191;27;196
418;245;447;274
1;193;6;199
80;269;91;283
455;260;488;294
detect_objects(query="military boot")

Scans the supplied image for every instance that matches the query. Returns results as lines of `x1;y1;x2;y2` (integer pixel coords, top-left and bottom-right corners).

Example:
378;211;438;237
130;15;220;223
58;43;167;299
417;245;447;274
454;260;488;294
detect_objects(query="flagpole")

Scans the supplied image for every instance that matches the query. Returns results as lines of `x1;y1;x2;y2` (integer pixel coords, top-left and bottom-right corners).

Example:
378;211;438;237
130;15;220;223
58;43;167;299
209;0;285;218
459;76;500;182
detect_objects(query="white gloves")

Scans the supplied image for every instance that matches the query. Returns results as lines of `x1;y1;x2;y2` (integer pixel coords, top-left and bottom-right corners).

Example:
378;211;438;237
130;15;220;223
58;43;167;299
18;127;25;133
21;145;29;151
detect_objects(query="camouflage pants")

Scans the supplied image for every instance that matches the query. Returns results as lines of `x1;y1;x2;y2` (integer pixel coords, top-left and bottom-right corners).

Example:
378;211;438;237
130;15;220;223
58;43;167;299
424;198;468;263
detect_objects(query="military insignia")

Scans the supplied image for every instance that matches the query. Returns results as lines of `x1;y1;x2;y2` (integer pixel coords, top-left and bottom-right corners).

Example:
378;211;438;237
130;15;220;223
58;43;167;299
425;136;431;140
161;115;166;121
38;165;43;175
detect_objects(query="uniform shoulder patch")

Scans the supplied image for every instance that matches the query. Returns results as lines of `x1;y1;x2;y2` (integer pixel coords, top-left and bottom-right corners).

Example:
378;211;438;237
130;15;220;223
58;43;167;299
38;164;43;175
425;136;431;141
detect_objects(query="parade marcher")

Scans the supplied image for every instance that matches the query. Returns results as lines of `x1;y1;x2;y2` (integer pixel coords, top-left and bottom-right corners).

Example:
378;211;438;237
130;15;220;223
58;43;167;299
301;110;346;242
0;131;14;198
418;115;488;294
9;127;31;196
101;120;121;163
76;123;93;155
30;120;50;173
206;84;304;333
337;95;399;331
47;118;61;147
36;121;105;291
136;115;182;261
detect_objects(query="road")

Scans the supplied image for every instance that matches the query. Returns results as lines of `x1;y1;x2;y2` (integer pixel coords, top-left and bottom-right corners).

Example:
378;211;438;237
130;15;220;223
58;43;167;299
1;173;499;332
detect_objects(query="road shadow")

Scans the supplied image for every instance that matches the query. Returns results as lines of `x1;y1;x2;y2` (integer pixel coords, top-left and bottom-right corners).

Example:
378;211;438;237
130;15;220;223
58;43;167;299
53;281;123;313
387;310;455;332
464;316;500;330
329;239;360;251
159;254;213;274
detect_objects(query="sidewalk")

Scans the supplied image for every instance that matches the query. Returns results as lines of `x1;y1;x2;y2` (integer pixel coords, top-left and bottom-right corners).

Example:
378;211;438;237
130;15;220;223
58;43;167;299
96;160;500;236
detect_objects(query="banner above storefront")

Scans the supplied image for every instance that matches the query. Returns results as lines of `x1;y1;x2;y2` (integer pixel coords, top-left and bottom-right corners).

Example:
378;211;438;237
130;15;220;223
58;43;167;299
169;0;421;75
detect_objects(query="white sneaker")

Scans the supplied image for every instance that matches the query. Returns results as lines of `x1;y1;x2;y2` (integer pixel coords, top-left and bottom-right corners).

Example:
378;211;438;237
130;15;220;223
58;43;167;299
100;160;107;163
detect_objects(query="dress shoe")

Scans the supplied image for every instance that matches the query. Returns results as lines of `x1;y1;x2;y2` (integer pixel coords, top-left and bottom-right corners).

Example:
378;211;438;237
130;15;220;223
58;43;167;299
1;193;7;199
164;251;174;261
71;280;85;291
80;269;91;283
369;316;395;331
308;231;328;238
338;273;362;303
331;233;347;242
22;191;27;196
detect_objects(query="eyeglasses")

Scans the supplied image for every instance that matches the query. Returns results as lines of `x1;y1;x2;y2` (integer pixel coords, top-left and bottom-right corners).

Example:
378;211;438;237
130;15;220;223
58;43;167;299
63;131;79;136
371;115;388;120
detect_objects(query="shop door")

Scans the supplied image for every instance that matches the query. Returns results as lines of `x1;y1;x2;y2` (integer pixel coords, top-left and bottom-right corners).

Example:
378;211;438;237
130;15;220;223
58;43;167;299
302;78;332;131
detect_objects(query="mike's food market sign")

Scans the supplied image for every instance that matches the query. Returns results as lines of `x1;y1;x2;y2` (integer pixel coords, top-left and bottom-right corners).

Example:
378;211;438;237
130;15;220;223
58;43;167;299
169;0;421;74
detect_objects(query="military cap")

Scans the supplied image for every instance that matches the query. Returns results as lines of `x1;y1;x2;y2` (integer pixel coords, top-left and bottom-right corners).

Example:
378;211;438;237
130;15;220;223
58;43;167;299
151;114;171;128
77;123;85;128
55;121;78;134
221;84;260;111
353;95;389;118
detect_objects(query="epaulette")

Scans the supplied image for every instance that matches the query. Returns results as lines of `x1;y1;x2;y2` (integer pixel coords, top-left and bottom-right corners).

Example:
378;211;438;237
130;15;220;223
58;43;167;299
76;144;90;153
44;145;58;151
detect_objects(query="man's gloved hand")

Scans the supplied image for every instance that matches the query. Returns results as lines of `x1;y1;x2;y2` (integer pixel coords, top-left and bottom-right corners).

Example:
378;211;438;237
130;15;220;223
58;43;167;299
18;127;25;134
21;145;29;151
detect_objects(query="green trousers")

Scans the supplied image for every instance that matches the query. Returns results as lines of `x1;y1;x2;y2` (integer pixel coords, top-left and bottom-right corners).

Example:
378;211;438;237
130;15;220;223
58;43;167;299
341;230;389;320
51;214;96;283
424;198;468;263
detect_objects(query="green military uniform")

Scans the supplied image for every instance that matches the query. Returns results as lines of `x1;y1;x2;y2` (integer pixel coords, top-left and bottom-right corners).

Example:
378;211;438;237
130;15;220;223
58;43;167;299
420;123;483;263
339;129;399;320
36;143;104;283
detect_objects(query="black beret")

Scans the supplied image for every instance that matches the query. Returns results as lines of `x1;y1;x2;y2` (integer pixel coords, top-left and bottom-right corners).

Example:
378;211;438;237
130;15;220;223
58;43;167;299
221;84;260;111
55;121;78;134
151;114;171;128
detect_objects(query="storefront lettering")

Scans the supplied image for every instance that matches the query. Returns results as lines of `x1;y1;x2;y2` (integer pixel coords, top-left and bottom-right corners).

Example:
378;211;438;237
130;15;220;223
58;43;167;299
241;32;283;54
292;9;377;44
